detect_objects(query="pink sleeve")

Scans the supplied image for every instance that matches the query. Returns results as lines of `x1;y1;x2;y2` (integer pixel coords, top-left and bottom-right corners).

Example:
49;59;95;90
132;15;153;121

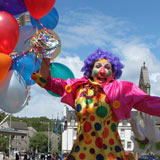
44;77;67;96
124;81;160;116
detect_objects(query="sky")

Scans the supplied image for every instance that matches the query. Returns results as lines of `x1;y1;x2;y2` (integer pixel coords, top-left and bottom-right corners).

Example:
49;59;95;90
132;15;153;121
1;0;160;119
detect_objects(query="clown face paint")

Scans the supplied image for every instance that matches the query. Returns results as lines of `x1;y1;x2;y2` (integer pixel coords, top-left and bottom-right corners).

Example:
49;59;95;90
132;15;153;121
91;59;113;84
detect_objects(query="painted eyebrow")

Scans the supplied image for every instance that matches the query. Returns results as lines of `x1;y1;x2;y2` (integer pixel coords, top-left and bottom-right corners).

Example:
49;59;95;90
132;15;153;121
95;62;111;65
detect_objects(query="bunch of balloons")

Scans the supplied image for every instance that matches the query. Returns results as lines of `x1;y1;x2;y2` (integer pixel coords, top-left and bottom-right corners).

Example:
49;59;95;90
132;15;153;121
0;0;58;81
0;0;59;114
0;0;75;114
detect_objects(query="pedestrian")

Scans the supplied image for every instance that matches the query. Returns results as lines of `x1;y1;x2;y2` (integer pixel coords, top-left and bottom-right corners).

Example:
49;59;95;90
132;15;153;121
15;153;19;160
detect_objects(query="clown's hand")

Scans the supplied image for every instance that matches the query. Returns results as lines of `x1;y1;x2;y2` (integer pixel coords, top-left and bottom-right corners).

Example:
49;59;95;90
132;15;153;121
130;116;145;141
144;114;160;142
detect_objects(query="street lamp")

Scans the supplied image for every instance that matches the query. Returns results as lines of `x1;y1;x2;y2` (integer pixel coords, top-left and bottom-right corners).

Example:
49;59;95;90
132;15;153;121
9;114;11;158
40;121;50;153
48;122;50;153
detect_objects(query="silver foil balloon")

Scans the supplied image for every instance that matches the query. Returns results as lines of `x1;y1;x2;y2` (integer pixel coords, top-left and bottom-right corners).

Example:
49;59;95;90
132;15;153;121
0;70;29;113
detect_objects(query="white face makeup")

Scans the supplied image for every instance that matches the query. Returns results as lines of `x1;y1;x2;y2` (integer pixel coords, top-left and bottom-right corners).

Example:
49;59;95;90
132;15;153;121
91;59;113;84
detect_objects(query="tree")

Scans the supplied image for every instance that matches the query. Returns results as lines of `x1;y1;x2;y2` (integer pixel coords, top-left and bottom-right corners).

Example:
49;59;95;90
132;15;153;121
0;112;6;122
29;133;51;153
0;135;9;153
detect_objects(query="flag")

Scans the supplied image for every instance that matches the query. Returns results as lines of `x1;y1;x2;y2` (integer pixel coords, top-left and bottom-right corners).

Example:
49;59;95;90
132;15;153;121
55;117;59;134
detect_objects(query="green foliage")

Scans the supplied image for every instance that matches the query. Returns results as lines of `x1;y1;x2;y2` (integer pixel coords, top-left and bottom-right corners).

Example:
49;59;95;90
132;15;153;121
29;133;51;153
0;135;9;153
0;112;6;122
58;135;62;151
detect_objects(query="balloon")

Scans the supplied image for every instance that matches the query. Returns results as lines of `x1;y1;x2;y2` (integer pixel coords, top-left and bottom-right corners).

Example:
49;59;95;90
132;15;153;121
0;70;29;113
0;0;27;15
37;29;61;60
10;53;41;85
48;62;75;97
0;53;12;82
30;7;59;30
0;11;20;55
15;25;36;54
24;0;56;19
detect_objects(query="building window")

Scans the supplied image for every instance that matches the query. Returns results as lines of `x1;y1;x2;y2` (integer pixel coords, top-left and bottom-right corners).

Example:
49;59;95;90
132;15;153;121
21;136;24;139
73;129;77;137
122;120;127;126
121;140;125;148
71;120;75;126
121;129;125;138
127;141;131;149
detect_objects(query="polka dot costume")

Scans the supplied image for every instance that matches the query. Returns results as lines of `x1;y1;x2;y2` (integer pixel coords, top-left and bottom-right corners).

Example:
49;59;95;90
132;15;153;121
65;81;135;160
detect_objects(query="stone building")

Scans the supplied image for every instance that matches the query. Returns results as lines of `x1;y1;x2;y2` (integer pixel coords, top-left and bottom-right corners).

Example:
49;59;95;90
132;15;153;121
1;121;37;153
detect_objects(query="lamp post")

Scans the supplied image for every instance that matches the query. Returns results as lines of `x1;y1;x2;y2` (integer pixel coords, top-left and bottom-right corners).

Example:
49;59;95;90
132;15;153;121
48;122;50;153
9;114;12;158
40;121;50;153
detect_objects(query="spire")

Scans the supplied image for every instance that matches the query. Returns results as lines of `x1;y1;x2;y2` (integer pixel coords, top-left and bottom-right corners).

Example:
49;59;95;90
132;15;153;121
138;62;150;95
143;62;145;68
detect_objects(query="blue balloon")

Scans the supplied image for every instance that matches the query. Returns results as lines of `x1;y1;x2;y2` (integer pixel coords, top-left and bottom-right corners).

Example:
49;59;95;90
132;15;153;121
10;53;41;85
48;62;75;97
15;25;36;54
30;7;59;30
0;0;27;15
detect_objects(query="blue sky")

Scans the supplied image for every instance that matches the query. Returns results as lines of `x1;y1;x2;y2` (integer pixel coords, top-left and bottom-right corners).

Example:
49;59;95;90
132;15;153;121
54;0;160;60
2;0;160;118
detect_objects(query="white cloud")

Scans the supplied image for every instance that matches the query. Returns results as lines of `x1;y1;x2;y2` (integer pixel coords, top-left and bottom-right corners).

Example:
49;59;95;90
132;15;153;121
57;8;133;49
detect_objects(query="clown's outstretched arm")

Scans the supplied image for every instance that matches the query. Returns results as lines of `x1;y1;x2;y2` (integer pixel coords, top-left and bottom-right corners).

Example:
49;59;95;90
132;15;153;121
31;57;66;96
39;58;50;80
31;58;51;88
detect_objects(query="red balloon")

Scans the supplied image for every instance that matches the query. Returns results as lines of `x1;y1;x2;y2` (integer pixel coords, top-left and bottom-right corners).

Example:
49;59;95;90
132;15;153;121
24;0;56;19
0;11;20;55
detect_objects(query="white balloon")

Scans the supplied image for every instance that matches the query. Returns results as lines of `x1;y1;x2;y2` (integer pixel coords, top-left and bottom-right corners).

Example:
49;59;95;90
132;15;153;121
0;70;29;113
15;25;36;54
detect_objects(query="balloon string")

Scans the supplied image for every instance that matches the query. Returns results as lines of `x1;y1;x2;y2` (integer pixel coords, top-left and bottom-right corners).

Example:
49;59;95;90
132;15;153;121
19;55;25;84
35;19;56;37
36;19;48;31
25;84;28;95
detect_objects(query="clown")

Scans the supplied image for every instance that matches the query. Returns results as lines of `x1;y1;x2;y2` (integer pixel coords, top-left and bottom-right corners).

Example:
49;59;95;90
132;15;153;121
32;49;160;160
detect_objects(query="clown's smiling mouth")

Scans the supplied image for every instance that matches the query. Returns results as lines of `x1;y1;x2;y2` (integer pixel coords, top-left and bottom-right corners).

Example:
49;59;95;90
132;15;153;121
97;77;107;83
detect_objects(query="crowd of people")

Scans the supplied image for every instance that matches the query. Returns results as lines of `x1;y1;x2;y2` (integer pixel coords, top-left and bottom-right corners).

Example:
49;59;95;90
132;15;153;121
14;152;66;160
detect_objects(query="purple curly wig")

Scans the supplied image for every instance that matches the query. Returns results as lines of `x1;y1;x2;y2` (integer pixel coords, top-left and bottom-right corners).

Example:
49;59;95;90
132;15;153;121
81;48;124;79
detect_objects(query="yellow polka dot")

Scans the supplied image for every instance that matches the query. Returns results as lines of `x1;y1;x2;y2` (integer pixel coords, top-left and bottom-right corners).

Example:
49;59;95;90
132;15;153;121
112;100;120;109
65;85;72;93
